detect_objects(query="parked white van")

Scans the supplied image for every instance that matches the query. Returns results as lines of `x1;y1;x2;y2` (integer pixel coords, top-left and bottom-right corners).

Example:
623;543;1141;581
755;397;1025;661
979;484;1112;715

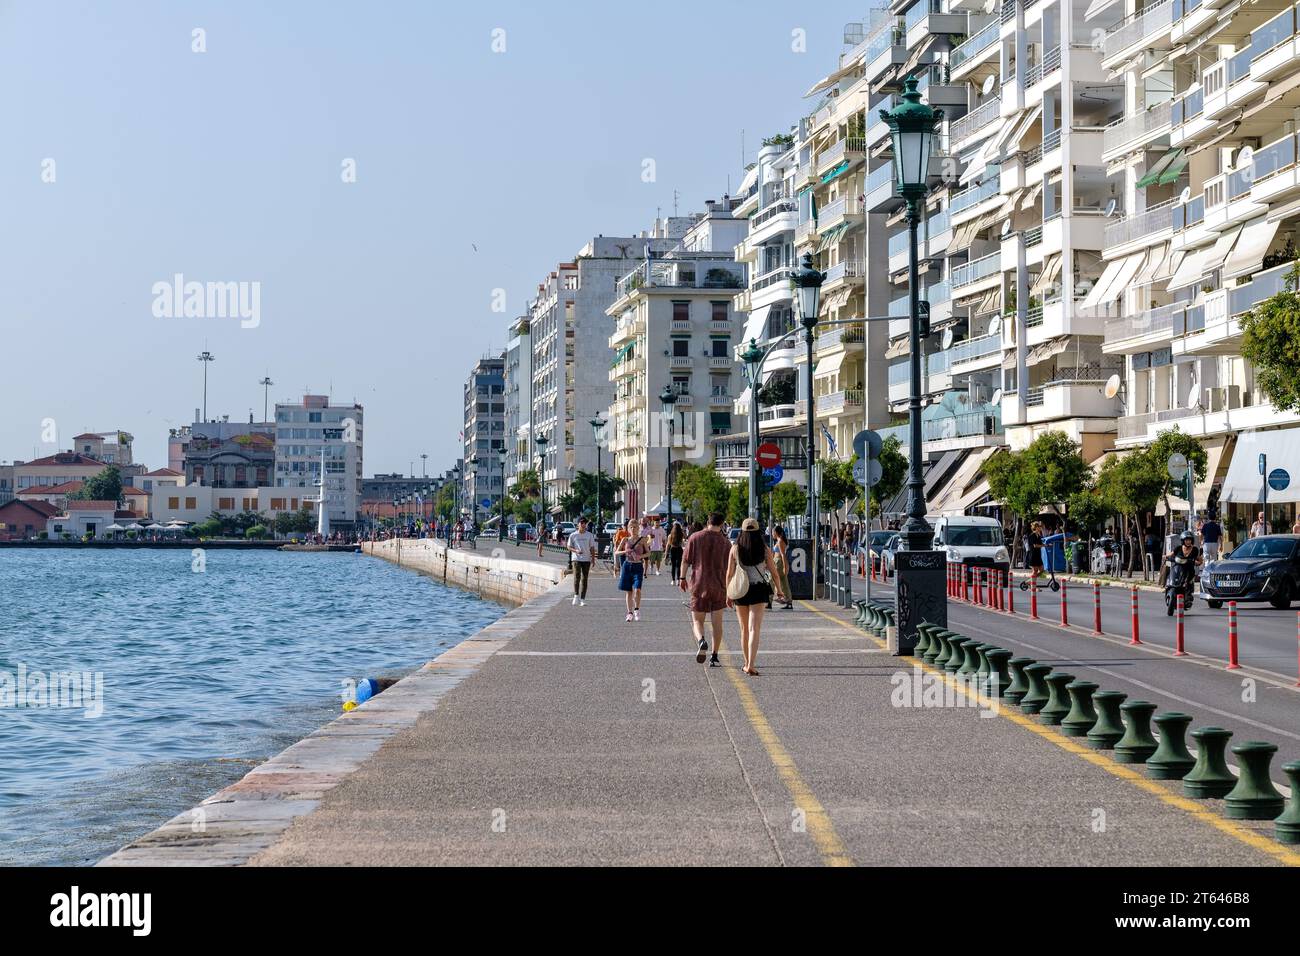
930;515;1010;576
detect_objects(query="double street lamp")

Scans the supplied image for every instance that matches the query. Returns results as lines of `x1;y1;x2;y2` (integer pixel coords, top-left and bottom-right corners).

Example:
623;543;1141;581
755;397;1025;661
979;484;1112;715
880;74;945;654
590;416;607;537
793;253;824;552
497;445;508;541
535;433;550;541
739;338;766;521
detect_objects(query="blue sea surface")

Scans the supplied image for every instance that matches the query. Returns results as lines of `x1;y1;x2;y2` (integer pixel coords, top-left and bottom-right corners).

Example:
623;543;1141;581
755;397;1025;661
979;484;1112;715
0;548;502;866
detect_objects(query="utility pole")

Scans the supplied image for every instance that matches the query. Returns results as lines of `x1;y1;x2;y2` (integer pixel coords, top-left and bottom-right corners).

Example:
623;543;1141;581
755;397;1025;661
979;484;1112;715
197;351;215;421
259;376;274;424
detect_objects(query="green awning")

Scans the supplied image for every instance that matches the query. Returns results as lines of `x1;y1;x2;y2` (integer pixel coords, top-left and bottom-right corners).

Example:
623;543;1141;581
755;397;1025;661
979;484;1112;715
817;222;849;252
1136;148;1184;188
821;161;850;184
611;342;634;367
711;412;732;432
1157;149;1189;185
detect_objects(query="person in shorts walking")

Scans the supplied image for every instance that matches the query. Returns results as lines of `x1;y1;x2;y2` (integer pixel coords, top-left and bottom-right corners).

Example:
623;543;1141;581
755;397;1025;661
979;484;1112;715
681;512;730;665
646;515;666;575
616;517;650;621
726;518;786;676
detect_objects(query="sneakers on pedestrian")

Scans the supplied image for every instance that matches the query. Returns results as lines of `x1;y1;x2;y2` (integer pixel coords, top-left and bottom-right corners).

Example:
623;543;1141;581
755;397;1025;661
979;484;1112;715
696;638;708;664
632;609;640;621
579;599;586;607
709;653;720;667
625;612;633;622
572;595;578;606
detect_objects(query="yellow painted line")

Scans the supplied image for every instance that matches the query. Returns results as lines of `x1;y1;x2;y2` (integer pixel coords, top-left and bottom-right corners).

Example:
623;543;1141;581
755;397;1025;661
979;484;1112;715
719;658;854;867
800;601;1300;867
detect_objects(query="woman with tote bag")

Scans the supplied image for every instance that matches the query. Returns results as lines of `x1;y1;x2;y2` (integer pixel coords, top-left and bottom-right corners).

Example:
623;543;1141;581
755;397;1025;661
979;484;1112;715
725;518;787;676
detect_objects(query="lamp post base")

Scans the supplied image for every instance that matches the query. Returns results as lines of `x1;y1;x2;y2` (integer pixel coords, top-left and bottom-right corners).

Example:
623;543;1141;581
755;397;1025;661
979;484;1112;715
892;550;947;656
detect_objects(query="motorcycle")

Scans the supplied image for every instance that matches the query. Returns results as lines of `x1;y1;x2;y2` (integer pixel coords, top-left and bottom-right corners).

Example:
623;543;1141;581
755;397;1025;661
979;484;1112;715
1090;536;1118;577
1164;552;1198;616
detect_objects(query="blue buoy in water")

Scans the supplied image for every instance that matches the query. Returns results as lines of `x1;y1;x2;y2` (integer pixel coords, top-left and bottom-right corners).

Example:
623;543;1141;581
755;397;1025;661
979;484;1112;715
354;677;381;706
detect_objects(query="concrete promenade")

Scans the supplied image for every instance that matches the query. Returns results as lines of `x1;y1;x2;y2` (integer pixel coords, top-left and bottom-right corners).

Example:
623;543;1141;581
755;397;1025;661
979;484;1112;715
242;560;1294;867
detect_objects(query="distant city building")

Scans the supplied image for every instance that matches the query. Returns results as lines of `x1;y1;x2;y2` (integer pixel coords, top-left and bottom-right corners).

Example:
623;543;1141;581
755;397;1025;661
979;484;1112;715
504;314;532;492
14;452;119;492
274;394;364;528
71;431;135;466
462;356;505;522
0;463;14;505
183;431;275;488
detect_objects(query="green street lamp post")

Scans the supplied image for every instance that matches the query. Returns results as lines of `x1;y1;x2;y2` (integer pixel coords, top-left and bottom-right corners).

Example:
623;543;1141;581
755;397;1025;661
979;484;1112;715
590;416;607;541
659;385;677;527
497;446;508;541
881;74;946;655
535;433;549;542
740;338;765;520
793;252;824;586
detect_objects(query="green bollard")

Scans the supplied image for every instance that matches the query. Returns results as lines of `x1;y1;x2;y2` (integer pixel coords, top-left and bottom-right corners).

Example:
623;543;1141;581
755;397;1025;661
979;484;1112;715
1114;701;1158;764
1005;657;1035;705
984;648;1012;698
974;644;994;685
1276;761;1300;845
1038;672;1075;725
1224;741;1286;820
930;630;954;667
945;637;971;674
854;601;867;627
958;640;983;677
1086;690;1127;750
922;629;946;664
915;623;934;656
1182;727;1236;799
1019;663;1053;714
1146;713;1196;780
1060;680;1099;737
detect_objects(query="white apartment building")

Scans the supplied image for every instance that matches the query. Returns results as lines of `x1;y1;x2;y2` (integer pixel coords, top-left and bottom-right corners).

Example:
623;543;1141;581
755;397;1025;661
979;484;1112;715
504;313;532;492
1095;0;1300;527
606;202;749;517
274;394;364;527
462;356;505;522
527;238;649;509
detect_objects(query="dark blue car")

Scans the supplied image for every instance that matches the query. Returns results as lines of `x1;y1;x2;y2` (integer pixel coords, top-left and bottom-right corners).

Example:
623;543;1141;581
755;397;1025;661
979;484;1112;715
1199;534;1300;609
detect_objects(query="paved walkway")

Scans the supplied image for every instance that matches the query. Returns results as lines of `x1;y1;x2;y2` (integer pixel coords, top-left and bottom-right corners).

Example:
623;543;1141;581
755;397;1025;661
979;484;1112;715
249;563;1296;867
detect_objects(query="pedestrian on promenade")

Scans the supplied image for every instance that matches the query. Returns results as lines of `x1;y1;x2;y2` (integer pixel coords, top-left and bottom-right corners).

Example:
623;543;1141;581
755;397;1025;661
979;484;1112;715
1019;520;1045;591
666;520;685;583
1251;511;1270;538
772;525;793;609
1200;514;1222;563
726;517;786;676
611;522;631;574
646;515;666;575
616;517;650;621
681;512;730;665
567;516;597;606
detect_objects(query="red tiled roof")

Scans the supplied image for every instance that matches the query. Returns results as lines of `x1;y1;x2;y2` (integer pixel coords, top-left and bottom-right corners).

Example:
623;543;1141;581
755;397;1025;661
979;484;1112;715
18;485;59;496
122;486;148;495
0;499;60;519
20;452;104;468
65;500;119;511
48;480;85;494
73;433;103;440
145;468;183;477
114;510;135;519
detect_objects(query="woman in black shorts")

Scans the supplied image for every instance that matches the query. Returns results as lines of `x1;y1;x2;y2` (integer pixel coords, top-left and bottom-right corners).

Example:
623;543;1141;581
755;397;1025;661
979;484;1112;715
726;517;787;676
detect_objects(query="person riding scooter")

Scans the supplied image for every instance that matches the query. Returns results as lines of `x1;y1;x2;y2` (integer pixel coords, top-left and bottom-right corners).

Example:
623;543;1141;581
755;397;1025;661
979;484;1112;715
1164;530;1201;616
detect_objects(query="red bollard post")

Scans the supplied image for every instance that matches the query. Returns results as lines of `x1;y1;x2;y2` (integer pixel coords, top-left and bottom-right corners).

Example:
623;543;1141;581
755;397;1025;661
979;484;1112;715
962;566;970;603
1092;580;1102;635
1007;572;1015;614
1295;611;1299;686
1060;580;1069;627
975;570;983;606
1174;592;1186;656
991;570;1000;610
1227;601;1240;670
1030;577;1039;620
1129;586;1142;645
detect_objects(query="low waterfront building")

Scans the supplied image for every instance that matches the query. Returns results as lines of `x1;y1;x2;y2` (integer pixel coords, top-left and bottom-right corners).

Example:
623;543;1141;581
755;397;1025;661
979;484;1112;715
0;463;13;505
148;485;320;525
44;501;128;539
16;480;85;511
0;499;59;540
133;468;186;493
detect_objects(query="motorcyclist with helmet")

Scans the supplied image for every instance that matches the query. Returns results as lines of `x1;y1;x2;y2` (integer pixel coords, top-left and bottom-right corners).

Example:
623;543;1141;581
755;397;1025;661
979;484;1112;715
1164;530;1202;615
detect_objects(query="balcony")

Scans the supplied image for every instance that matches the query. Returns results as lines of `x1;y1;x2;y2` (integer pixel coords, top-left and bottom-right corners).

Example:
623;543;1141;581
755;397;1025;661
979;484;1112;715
923;409;1003;444
1102;302;1182;353
710;319;732;333
1250;131;1300;207
670;356;694;369
816;388;866;416
816;324;866;351
670;319;691;332
949;174;1001;219
950;251;1001;290
817;136;867;173
818;194;865;230
947;331;1002;366
824;258;865;286
1102;100;1172;159
1250;6;1300;84
615;258;746;299
749;197;798;246
950;21;1000;77
708;356;733;369
1102;0;1174;65
950;97;1001;146
1102;198;1175;252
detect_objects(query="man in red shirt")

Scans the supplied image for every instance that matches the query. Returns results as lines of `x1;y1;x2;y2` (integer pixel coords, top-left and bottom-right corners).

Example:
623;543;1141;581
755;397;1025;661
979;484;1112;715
681;512;730;666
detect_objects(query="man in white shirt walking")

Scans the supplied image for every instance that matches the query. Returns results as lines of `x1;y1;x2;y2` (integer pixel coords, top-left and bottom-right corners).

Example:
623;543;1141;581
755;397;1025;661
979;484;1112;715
567;516;598;606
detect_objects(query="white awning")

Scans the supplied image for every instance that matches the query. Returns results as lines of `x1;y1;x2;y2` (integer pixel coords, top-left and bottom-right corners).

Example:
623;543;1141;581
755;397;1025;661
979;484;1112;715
1080;256;1127;311
1031;254;1062;296
931;448;998;515
1135;242;1168;284
814;351;846;377
1020;182;1044;211
741;304;772;347
737;165;760;197
1085;0;1122;21
1224;216;1280;281
1082;251;1144;309
960;137;1002;185
1221;427;1300;504
1001;104;1043;157
1194;437;1229;508
1156;248;1183;281
805;59;861;98
1166;246;1209;291
998;187;1028;217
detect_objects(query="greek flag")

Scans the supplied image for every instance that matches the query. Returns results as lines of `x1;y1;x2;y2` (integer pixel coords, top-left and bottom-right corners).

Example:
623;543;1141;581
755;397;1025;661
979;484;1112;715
821;423;838;457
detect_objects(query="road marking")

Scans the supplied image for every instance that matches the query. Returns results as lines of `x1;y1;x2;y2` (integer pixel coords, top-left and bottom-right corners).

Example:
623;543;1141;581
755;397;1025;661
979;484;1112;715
717;659;855;867
800;601;1300;867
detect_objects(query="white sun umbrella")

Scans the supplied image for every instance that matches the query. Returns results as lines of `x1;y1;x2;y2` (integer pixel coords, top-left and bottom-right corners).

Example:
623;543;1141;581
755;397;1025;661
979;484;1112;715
106;523;125;532
126;523;143;531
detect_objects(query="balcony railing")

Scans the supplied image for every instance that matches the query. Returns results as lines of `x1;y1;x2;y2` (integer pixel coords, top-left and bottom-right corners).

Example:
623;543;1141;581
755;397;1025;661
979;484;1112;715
1041;128;1062;153
753;266;793;292
1103;198;1175;249
951;96;1000;142
950;174;1001;216
1026;304;1044;327
816;324;865;350
1171;86;1203;126
1118;411;1157;440
824;259;865;284
818;136;867;170
1024;225;1043;247
817;388;866;415
948;332;1002;364
1171;194;1204;230
923;409;1002;442
750;197;798;231
1228;46;1253;84
1252;132;1297;186
1103;0;1174;61
905;0;944;33
1001;1;1017;25
926;349;950;376
819;195;863;223
1102;100;1172;155
951;251;1001;288
951;21;1000;70
1104;301;1182;342
1252;6;1297;60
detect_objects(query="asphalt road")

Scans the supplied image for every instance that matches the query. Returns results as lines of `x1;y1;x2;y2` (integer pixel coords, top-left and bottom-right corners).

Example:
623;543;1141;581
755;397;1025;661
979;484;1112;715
866;576;1300;770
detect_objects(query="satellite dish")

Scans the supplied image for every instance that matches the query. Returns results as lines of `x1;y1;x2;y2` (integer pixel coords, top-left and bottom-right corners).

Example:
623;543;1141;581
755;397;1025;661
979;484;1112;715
1237;146;1254;170
1104;374;1122;399
991;387;1004;406
1178;186;1191;205
1186;387;1201;410
981;74;996;96
1001;219;1013;237
1103;197;1118;218
989;315;1003;335
983;0;996;13
942;327;955;349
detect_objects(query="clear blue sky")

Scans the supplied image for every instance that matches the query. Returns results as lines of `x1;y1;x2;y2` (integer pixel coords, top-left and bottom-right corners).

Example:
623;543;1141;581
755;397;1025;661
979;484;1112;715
0;1;858;475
